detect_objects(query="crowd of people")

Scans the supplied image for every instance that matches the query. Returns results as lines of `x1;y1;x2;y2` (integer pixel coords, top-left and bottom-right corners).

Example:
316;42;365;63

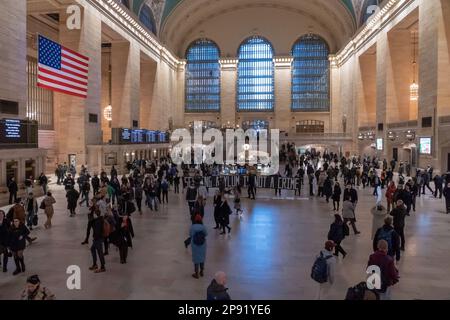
1;144;450;300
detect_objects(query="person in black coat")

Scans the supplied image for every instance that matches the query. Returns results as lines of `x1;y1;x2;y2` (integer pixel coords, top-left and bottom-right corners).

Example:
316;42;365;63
373;217;401;262
328;214;347;258
343;183;358;205
207;271;231;301
213;192;222;229
218;197;232;235
323;176;333;203
90;211;106;273
91;174;100;197
9;218;30;275
332;182;342;211
66;187;80;217
403;184;413;216
0;210;10;272
433;175;443;199
8;177;18;205
390;200;407;251
110;215;134;264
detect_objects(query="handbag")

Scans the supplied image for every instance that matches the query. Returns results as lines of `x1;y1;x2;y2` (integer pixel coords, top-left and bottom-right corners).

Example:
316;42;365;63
39;201;46;210
32;214;38;226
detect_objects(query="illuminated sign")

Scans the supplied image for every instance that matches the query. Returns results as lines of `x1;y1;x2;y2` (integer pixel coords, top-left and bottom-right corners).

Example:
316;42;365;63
419;137;432;155
376;138;383;151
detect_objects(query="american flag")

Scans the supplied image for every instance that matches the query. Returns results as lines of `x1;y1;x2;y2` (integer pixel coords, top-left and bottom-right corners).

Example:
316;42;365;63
37;35;89;99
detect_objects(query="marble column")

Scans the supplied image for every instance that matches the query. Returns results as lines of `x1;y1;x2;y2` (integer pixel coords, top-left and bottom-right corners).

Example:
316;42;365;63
140;59;157;130
0;0;26;118
56;3;102;168
111;41;141;129
220;60;238;126
274;58;292;132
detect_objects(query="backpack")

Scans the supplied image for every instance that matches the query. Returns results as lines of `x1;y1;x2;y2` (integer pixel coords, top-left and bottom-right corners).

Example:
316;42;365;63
192;231;206;246
377;228;394;254
311;252;332;283
345;282;380;300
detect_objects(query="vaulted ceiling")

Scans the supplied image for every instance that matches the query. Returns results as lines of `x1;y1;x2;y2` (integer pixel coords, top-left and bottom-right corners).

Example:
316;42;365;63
130;0;383;56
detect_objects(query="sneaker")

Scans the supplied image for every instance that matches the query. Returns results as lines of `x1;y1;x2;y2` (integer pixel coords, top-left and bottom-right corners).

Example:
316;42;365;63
81;241;88;245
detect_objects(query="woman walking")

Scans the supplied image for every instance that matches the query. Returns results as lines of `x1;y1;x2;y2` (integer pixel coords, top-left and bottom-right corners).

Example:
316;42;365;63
327;214;347;258
111;214;134;264
189;214;208;279
332;182;342;211
342;200;360;235
42;192;56;229
385;181;397;213
213;191;222;229
9;218;30;275
219;196;232;235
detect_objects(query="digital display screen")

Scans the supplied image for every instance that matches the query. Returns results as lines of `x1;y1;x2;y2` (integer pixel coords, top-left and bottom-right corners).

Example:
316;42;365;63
0;119;37;148
117;128;169;144
131;130;145;144
376;138;383;151
146;130;157;143
420;137;432;155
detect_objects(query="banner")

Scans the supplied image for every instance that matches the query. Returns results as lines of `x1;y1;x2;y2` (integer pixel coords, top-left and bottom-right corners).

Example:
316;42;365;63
183;175;301;190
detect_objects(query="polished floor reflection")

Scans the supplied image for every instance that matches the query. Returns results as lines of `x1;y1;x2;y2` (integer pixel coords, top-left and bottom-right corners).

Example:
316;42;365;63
0;179;449;300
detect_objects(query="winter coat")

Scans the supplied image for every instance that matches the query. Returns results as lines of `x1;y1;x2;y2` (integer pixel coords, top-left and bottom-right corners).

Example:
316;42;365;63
390;206;406;228
218;200;232;226
0;219;10;247
207;280;231;301
323;178;333;197
23;198;38;214
190;223;208;264
385;185;397;203
343;188;358;204
342;201;356;220
12;204;26;224
66;189;80;210
186;186;198;202
332;186;341;201
373;225;401;261
328;221;345;243
110;216;134;248
43;196;56;217
371;206;387;240
368;250;399;293
9;224;30;252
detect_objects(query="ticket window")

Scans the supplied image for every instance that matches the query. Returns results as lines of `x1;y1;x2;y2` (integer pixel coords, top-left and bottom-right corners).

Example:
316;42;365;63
25;160;36;180
6;161;18;184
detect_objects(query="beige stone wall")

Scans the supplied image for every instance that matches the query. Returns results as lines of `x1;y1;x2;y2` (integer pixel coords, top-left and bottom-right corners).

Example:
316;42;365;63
0;0;27;118
55;3;102;167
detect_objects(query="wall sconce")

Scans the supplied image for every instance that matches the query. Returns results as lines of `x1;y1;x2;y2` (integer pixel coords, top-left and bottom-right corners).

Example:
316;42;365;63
358;133;364;140
405;130;415;141
387;131;396;141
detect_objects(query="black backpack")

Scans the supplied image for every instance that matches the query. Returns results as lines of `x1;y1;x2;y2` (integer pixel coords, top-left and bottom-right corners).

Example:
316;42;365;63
193;231;206;246
345;282;380;300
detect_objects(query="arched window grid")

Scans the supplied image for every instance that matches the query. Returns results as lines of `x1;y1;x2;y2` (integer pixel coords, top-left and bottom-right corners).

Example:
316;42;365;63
139;3;157;35
237;36;275;112
291;34;330;112
185;39;221;113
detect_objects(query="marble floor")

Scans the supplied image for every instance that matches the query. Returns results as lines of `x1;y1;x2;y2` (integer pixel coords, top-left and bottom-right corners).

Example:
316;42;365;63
0;178;449;300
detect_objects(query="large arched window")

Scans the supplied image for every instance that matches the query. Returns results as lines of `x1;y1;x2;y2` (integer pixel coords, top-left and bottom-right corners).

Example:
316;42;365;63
185;39;221;112
119;0;130;9
139;4;156;35
292;34;330;111
237;36;274;112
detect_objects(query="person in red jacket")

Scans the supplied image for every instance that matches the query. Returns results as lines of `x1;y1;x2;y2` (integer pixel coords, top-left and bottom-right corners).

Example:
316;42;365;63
385;181;397;213
368;240;399;300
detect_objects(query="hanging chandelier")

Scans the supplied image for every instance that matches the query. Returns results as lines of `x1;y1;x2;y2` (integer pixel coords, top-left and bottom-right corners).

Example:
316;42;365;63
410;31;419;101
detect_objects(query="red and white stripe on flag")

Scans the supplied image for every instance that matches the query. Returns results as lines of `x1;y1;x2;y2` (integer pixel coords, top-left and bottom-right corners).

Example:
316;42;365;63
37;35;90;99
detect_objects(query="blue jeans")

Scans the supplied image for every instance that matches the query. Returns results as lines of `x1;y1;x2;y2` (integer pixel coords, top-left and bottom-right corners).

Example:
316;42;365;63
26;210;35;227
147;196;158;210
